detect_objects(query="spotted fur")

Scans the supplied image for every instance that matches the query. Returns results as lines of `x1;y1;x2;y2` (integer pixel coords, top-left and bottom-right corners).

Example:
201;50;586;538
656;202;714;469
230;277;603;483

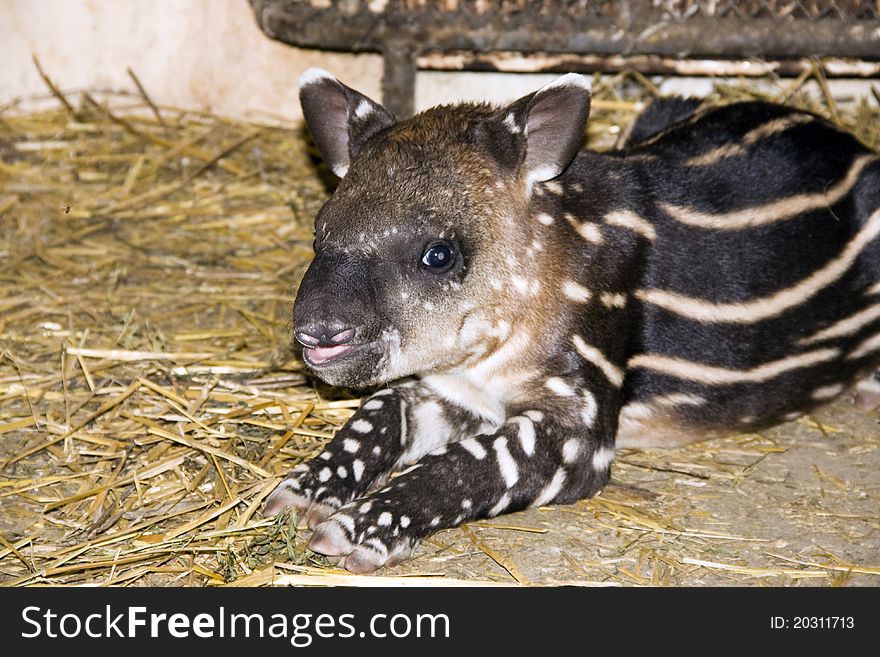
263;69;880;573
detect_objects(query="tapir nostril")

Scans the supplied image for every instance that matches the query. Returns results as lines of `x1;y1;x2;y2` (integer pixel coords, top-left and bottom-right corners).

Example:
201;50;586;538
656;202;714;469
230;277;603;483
329;327;356;344
295;324;357;348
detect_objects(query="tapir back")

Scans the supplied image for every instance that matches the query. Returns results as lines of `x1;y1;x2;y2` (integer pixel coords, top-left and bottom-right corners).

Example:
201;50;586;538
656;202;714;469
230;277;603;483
540;101;880;446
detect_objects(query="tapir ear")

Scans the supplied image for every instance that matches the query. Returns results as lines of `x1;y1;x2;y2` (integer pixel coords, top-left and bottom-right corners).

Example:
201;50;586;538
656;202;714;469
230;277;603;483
486;73;591;190
298;68;395;177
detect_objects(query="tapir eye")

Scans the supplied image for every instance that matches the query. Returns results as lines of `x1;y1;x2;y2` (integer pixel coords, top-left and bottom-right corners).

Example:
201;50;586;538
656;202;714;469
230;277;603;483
420;242;455;272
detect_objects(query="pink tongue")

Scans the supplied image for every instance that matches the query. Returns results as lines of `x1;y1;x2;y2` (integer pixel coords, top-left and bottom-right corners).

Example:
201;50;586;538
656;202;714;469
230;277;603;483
307;344;352;364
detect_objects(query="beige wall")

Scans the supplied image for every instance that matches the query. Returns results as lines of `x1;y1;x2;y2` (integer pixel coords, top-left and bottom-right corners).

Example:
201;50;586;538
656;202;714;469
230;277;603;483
1;0;383;122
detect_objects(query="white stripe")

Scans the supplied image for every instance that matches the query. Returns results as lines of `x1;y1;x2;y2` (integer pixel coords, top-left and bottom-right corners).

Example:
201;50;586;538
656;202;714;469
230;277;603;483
847;333;880;359
799;302;880;345
493;437;519;488
857;376;880;395
511;416;536;456
636;208;880;324
489;493;511;517
562;439;579;463
459;438;487;460
684;114;814;167
545;377;575;397
604;209;656;241
581;390;598;428
399;398;408;445
572;335;624;387
532;468;566;508
662;154;877;229
811;383;845;400
628;348;839;385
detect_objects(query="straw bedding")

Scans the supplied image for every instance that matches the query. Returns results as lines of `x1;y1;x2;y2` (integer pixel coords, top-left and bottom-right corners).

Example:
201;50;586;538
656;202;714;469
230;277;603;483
1;63;878;586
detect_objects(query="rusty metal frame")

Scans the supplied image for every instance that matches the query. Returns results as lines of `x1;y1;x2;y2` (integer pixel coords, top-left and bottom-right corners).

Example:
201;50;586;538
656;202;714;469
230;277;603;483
250;1;880;117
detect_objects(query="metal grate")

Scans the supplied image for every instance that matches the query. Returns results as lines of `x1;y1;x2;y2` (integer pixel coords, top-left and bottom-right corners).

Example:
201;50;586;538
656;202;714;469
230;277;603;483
251;0;880;116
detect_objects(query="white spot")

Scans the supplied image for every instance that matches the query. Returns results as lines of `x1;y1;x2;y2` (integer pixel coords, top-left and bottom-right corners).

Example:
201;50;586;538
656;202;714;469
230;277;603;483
318;451;332;460
562;439;579;463
360;501;373;513
581;390;598;428
545;377;575;397
568;215;604;244
430;516;441;527
373;445;382;455
494;437;519;488
502;112;521;133
536;212;555;225
600;292;627;308
562;280;591;303
378;512;392;526
532;468;566;508
524;410;544;423
783;411;802;421
400;516;410;528
336;466;348;479
512;275;530;295
318;467;332;482
354;99;373;119
511;416;536;456
343;438;360;453
459;438;487;460
352;459;365;481
363;399;384;410
351;419;373;433
592;446;615;470
543;180;564;195
462;499;472;509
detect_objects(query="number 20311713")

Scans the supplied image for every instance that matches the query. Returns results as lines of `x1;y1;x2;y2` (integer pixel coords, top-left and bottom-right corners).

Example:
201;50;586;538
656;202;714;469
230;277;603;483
771;617;854;629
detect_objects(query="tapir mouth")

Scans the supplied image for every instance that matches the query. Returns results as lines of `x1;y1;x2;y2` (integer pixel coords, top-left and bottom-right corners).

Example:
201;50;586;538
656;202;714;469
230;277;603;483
302;343;355;367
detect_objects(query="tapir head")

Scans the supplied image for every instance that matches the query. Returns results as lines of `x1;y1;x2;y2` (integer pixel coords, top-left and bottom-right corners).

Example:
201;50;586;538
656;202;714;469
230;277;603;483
292;69;591;388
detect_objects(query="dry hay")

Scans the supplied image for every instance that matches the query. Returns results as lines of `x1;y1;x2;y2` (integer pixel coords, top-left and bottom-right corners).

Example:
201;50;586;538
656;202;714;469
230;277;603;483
1;62;879;587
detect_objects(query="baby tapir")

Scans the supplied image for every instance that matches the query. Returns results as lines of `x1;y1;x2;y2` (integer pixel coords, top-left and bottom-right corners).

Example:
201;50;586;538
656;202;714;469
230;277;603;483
264;68;880;573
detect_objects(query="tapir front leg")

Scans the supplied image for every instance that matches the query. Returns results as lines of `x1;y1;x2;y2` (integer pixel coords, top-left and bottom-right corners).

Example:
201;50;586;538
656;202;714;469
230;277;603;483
264;383;490;526
307;377;619;573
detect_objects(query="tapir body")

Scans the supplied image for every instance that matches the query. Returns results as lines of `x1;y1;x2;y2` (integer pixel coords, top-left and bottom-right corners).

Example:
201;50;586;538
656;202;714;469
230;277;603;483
265;69;880;573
